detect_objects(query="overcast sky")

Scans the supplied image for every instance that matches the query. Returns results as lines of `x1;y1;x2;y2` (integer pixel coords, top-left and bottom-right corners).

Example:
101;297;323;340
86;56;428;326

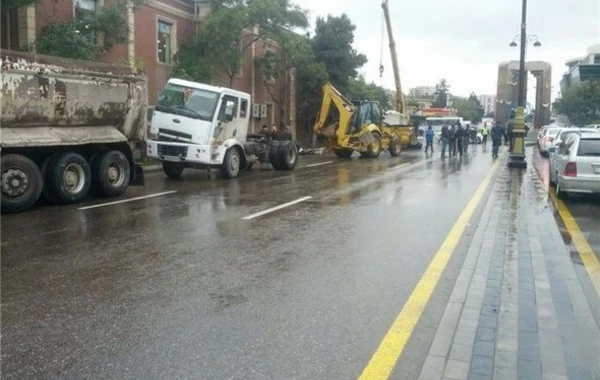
298;0;600;102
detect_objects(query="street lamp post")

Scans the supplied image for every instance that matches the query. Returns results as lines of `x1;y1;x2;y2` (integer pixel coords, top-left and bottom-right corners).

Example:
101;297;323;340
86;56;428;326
507;0;541;169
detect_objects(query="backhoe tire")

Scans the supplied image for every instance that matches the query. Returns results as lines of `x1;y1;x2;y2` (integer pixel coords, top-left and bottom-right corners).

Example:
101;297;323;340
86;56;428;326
48;152;91;205
389;138;402;157
92;150;130;197
162;161;185;179
364;132;382;158
1;154;43;213
272;141;298;171
334;149;353;159
220;148;241;179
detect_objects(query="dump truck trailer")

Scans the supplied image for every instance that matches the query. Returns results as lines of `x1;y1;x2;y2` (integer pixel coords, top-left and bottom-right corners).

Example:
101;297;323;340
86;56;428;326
1;50;148;213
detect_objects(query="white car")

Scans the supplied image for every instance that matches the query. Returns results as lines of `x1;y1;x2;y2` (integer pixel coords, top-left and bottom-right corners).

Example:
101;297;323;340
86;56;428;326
583;124;600;130
538;127;563;156
549;128;600;184
554;132;600;197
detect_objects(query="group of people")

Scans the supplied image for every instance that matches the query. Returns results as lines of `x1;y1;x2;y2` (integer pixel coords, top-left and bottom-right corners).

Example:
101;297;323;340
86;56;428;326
423;120;514;159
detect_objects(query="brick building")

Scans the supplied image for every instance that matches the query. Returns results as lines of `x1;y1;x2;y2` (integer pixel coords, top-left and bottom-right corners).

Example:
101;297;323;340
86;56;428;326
1;0;297;135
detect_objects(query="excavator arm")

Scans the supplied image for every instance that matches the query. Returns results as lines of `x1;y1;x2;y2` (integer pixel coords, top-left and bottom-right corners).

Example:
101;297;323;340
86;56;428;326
313;82;356;144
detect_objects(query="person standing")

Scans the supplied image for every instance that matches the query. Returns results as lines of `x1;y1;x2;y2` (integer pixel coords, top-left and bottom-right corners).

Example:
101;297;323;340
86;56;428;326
440;124;450;158
463;124;471;154
425;125;435;155
491;120;505;158
455;123;465;157
481;123;489;145
449;125;457;156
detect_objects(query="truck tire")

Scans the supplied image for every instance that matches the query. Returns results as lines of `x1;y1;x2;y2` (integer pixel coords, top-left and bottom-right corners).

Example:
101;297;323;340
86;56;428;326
272;141;298;170
220;148;241;178
1;154;44;213
48;152;91;204
162;161;185;179
364;132;382;158
93;150;131;197
389;138;402;157
334;149;353;159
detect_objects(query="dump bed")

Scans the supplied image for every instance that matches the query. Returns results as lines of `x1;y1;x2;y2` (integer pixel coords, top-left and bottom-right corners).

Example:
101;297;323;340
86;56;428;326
0;50;148;149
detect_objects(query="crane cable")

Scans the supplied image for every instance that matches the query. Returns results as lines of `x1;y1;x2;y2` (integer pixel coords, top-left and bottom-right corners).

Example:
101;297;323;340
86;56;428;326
379;10;385;78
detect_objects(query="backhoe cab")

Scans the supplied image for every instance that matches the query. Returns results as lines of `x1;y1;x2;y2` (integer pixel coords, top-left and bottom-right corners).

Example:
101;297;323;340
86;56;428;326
313;83;402;159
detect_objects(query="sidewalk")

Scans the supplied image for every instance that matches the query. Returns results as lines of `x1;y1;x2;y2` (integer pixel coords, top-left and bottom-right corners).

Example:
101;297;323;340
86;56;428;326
417;155;600;380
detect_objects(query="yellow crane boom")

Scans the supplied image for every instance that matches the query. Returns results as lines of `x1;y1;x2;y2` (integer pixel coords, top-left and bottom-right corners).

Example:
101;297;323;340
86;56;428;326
381;0;405;115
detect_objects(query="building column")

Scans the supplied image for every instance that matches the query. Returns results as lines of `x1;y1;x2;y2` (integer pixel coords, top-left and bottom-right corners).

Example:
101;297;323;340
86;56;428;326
17;5;35;51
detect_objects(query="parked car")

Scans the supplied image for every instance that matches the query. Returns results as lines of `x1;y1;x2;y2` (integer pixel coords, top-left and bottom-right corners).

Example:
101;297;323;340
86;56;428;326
538;127;563;156
554;132;600;198
583;124;600;130
549;128;600;184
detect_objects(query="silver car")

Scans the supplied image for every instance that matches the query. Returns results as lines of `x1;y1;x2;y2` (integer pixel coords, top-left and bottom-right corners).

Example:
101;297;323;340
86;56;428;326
549;128;600;184
554;132;600;197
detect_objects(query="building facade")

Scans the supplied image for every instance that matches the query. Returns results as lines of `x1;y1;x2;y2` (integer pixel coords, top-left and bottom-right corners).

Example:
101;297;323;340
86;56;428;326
560;44;600;94
477;94;497;116
0;0;296;134
409;86;435;99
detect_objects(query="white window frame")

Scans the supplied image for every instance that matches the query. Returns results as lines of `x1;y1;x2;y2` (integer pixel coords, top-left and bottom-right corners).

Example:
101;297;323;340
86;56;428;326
156;16;177;65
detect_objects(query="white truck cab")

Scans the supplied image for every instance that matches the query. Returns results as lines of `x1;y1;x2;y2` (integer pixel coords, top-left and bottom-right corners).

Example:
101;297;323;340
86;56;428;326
146;78;298;179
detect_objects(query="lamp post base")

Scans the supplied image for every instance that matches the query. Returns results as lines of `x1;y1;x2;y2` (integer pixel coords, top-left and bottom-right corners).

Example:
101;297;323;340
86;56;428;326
507;153;527;169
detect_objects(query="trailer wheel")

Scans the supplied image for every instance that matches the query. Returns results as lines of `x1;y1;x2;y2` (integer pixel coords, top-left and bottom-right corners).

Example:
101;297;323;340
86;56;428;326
389;138;402;157
364;132;382;158
272;141;298;170
1;154;44;213
220;148;241;178
162;161;185;179
93;150;130;197
48;152;91;204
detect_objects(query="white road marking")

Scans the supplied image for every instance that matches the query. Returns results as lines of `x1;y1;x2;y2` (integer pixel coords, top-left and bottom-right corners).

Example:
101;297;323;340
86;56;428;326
242;196;313;220
304;161;334;168
78;191;178;210
390;163;411;170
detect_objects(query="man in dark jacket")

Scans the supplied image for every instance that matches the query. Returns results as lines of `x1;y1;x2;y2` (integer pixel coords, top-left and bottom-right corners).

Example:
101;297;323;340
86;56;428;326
491;120;505;158
440;124;450;158
455;123;465;157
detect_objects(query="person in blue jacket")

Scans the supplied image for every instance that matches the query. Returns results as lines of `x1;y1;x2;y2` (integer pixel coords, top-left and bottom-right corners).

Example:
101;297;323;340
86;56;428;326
491;120;505;159
425;125;435;155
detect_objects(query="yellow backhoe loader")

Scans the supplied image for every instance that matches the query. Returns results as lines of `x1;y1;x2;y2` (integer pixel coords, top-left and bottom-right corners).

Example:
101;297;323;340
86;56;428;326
313;82;402;159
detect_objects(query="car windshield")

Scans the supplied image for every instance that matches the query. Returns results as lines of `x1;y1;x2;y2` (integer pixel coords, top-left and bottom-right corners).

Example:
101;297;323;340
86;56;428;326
156;83;219;121
577;139;600;156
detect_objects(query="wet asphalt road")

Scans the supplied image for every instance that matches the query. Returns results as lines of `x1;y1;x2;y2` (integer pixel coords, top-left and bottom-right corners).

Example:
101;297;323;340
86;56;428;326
2;145;512;379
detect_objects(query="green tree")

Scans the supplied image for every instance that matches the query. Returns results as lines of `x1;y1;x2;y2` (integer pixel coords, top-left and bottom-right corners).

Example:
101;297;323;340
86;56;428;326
346;76;392;110
174;0;308;87
452;93;484;124
312;14;367;93
432;79;450;108
553;80;600;126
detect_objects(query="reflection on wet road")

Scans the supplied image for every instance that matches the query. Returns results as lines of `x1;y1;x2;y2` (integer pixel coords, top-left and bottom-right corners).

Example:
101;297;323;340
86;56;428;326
2;147;504;379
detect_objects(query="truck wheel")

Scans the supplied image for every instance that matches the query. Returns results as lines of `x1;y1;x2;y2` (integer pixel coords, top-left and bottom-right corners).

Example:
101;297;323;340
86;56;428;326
364;133;382;158
162;161;185;179
334;149;353;159
273;141;298;170
389;138;402;157
1;154;44;213
93;150;131;197
220;148;241;178
48;152;91;204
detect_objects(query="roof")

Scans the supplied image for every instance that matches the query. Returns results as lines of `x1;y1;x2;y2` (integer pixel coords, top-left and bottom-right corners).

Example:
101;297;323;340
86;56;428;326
167;78;250;97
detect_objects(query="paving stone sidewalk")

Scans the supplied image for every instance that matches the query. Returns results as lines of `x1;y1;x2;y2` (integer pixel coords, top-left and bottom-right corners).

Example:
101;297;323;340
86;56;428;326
417;158;600;380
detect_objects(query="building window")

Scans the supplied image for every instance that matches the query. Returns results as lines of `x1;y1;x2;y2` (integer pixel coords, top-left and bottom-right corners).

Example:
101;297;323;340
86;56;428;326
75;0;96;18
158;20;173;64
594;55;600;64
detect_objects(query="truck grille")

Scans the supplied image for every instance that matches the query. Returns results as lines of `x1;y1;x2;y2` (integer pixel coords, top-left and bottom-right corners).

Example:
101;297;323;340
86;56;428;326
157;144;188;159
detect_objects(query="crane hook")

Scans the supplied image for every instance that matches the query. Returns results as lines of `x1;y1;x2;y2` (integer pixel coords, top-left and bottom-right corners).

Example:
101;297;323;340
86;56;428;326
379;64;384;78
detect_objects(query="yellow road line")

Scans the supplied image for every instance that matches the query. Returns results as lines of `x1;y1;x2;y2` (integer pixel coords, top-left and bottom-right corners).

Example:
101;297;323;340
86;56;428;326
550;192;600;298
358;156;503;380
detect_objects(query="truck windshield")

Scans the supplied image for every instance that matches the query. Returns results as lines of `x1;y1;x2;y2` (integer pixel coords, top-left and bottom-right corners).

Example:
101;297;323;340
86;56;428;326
156;83;219;121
